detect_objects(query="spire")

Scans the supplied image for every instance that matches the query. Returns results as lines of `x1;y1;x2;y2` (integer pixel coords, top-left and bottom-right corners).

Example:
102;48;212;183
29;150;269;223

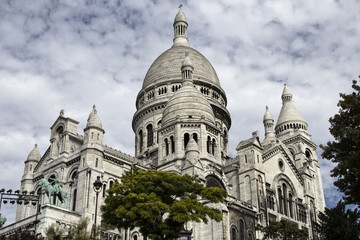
281;83;293;103
262;106;276;146
275;84;308;135
181;51;194;86
173;6;189;47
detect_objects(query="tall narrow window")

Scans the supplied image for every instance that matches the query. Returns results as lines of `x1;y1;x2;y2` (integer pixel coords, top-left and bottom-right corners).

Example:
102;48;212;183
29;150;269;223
278;188;283;214
207;136;211;153
147;124;153;147
212;138;216;155
239;219;245;240
103;184;107;198
165;138;169;156
139;130;143;152
184;133;190;149
170;136;175;153
283;183;288;216
231;227;236;240
72;189;77;211
193;133;198;142
289;193;293;218
109;181;114;189
95;158;98;168
37;188;42;213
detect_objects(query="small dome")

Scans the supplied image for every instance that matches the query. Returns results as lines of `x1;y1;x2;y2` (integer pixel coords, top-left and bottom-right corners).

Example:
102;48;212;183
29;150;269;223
27;144;41;161
182;54;193;69
174;8;187;23
86;105;103;129
263;106;273;121
162;84;215;125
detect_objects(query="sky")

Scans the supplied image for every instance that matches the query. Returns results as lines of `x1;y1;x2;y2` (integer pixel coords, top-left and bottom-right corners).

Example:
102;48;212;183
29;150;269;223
0;0;359;225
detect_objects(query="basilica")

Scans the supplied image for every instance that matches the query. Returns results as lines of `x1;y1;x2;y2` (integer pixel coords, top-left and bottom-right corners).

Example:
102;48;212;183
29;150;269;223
1;8;325;240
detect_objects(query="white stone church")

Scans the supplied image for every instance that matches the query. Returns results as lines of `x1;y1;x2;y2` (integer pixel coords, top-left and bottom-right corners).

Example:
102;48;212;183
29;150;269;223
1;8;325;240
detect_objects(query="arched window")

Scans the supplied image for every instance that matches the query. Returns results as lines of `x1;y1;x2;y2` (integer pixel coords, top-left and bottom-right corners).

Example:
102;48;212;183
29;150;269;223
133;235;138;240
192;133;198;142
147;124;153;147
239;219;245;240
289;193;294;218
212;138;216;155
109;181;114;189
231;227;236;240
139;130;143;152
207;136;211;153
103;184;107;198
278;188;283;214
165;138;169;156
244;175;252;204
71;171;78;211
37;188;42;213
184;133;190;149
283;183;288;216
170;136;175;153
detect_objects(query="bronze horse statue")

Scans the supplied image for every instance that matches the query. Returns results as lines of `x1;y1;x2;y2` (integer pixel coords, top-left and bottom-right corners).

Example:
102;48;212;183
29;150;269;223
39;176;68;207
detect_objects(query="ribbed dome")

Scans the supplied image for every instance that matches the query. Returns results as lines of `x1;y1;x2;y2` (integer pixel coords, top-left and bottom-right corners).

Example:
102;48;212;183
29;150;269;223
142;46;221;90
162;84;215;125
27;144;41;161
86;105;103;129
276;85;307;129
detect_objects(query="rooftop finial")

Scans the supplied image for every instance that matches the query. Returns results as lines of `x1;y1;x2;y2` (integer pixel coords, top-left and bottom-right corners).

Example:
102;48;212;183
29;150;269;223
35;143;38;148
179;4;183;9
266;105;269;111
60;109;64;117
93;104;97;114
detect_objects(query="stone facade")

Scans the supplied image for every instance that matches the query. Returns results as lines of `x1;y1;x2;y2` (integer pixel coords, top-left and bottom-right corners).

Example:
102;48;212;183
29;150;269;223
1;7;325;240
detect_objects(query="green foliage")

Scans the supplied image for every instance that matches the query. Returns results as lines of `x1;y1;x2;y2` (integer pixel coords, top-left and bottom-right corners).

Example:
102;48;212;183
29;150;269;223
101;169;227;240
44;224;65;240
320;79;360;206
256;220;308;240
318;201;360;240
67;217;92;240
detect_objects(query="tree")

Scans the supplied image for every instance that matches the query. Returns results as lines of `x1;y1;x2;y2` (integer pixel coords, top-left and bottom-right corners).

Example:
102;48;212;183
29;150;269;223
320;78;360;206
318;200;360;240
256;220;308;240
101;168;228;240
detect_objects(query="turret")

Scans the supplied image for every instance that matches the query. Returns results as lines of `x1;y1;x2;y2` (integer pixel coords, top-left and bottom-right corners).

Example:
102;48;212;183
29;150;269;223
173;5;189;47
262;106;276;148
275;84;308;137
22;144;41;180
84;105;105;145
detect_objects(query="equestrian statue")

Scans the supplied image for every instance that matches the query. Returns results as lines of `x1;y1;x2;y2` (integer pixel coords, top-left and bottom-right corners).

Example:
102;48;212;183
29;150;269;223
39;176;68;207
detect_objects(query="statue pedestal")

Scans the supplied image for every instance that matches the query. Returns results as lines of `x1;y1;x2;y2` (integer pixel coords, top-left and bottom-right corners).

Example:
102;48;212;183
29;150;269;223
36;204;81;236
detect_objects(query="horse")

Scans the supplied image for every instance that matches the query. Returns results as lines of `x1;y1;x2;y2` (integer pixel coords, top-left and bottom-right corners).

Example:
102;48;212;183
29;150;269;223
39;178;68;207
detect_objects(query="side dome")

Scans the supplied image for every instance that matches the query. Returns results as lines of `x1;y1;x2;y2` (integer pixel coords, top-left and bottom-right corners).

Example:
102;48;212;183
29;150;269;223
162;84;215;125
27;144;41;161
142;46;221;90
86;105;103;129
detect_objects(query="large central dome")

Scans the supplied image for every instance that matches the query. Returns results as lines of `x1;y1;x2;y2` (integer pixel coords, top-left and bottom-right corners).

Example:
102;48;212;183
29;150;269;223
142;45;221;89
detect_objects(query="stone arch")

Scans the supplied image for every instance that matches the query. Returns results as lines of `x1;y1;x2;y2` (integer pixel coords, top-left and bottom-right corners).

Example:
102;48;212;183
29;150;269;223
205;175;225;189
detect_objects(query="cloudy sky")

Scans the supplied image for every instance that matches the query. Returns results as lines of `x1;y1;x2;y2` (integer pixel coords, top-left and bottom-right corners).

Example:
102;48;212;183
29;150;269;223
0;0;359;225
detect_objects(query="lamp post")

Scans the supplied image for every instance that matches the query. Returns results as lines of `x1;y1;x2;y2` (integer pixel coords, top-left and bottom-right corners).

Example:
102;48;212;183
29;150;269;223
92;176;103;238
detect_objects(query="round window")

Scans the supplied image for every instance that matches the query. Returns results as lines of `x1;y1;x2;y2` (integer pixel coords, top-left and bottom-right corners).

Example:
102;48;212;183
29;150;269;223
278;160;285;171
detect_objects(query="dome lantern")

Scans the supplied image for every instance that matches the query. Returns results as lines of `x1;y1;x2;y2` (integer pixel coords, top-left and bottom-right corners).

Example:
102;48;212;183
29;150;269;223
173;5;189;47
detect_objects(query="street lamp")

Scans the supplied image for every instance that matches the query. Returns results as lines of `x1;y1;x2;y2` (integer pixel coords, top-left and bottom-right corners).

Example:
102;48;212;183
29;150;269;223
92;176;103;237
